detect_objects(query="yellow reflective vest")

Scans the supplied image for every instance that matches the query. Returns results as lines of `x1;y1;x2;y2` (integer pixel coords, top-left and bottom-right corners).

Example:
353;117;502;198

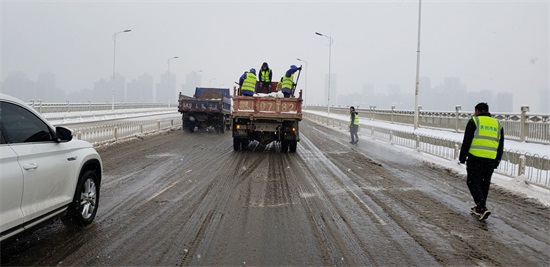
241;72;257;94
469;116;501;159
260;69;271;82
351;113;359;125
281;74;294;89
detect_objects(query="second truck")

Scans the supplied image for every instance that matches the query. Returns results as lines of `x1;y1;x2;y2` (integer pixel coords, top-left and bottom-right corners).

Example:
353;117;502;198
178;87;231;133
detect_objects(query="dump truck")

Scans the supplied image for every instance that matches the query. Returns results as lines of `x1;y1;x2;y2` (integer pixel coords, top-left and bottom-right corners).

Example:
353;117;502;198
178;87;231;133
231;82;302;152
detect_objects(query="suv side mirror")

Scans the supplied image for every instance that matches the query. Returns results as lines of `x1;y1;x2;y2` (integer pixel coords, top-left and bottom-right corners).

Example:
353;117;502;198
56;126;73;142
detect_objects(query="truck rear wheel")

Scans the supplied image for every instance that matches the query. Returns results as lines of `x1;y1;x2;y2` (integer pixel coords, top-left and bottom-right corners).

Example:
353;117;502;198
281;141;289;153
289;141;297;153
241;139;249;151
233;137;240;151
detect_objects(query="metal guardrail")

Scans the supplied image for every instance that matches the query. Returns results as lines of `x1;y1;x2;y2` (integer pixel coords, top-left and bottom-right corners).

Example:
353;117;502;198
24;101;181;148
27;101;171;113
72;116;181;146
306;105;550;145
45;108;175;123
304;112;550;188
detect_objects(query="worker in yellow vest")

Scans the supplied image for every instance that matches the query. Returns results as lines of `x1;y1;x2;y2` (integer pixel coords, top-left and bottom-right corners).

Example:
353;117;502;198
281;65;301;98
238;68;257;96
349;106;359;144
459;102;504;221
258;62;272;93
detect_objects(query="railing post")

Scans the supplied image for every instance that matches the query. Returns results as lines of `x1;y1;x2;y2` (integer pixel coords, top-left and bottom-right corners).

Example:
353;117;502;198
417;105;422;128
391;105;395;124
455;105;461;133
454;143;460;159
31;99;35;108
140;123;144;133
416;134;421;151
371;125;374;138
114;126;119;141
518;155;526;176
38;100;42;113
157;121;161;131
389;130;393;144
520;106;529;142
66;101;70;113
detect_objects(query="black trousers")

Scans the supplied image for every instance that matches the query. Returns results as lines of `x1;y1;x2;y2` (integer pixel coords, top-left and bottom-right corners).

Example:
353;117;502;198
350;125;359;142
466;160;494;210
260;82;271;93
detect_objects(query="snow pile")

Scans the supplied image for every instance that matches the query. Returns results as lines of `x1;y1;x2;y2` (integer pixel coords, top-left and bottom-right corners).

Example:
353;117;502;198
254;92;284;98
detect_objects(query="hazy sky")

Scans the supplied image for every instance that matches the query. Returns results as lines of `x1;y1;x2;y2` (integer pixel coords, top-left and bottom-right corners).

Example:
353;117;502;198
1;0;548;110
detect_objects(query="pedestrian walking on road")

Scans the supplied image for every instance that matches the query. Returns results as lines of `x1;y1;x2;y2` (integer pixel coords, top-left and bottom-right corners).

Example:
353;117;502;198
459;102;504;221
349;106;359;144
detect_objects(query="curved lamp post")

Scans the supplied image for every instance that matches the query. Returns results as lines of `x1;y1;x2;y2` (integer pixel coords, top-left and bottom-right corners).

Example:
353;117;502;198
167;56;179;106
315;32;333;116
112;29;131;111
414;0;422;130
296;58;308;107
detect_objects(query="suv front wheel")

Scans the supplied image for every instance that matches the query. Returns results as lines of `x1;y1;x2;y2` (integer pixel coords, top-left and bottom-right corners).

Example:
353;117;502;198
62;170;100;227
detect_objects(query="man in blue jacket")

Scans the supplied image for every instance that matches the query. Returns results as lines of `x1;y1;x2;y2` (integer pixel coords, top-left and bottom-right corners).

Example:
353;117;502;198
239;68;257;96
280;65;301;98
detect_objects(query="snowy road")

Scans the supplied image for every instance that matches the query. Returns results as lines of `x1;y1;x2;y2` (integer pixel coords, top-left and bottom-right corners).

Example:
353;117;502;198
1;120;549;266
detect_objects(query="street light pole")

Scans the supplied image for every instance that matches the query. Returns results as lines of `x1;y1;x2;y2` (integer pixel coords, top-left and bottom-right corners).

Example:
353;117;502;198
296;58;308;108
315;32;333;116
167;56;179;106
112;29;131;111
414;0;422;130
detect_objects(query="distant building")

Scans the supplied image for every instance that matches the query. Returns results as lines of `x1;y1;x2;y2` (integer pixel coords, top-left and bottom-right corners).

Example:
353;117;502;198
93;78;111;103
156;71;176;104
36;72;57;101
495;92;513;112
127;73;153;103
2;72;35;102
180;71;202;97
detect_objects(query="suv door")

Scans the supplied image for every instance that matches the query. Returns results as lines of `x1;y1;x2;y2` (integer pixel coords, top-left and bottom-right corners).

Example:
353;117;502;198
0;143;25;235
0;101;76;223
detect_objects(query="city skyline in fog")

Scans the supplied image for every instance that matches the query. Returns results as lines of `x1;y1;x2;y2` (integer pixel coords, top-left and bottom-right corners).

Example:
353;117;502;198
1;0;548;112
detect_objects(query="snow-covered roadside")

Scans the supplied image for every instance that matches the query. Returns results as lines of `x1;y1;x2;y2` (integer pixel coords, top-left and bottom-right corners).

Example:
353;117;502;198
304;110;550;207
304;110;549;158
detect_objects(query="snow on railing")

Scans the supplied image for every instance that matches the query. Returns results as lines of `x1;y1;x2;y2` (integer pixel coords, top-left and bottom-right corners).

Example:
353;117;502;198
307;106;550;145
304;112;550;188
73;117;179;147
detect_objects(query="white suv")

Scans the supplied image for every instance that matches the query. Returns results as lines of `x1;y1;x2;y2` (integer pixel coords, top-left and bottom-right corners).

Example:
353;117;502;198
0;93;102;241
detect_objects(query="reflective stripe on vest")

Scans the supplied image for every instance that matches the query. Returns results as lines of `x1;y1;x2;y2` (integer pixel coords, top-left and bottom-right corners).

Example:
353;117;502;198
469;116;501;159
351;113;359;125
282;74;294;89
242;72;256;93
260;69;271;82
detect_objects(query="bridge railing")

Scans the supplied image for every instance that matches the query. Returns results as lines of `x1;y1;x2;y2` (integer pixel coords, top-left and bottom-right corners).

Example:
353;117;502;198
304;112;550;188
306;105;550;145
72;116;181;147
27;100;171;113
